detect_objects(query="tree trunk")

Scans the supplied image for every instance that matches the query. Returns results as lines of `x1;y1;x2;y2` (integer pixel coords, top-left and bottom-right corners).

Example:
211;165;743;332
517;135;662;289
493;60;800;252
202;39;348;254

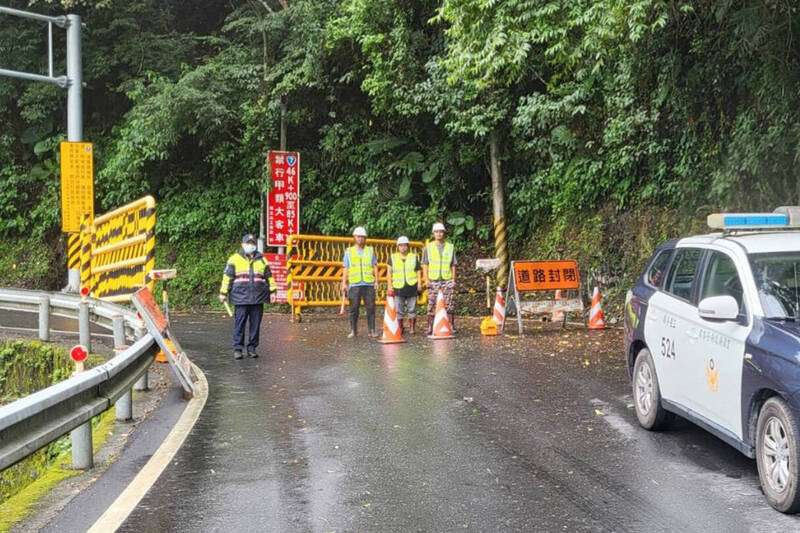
489;129;509;291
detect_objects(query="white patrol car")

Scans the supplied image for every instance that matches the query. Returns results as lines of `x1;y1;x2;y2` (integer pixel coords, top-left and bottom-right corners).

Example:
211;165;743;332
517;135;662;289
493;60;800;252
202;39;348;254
625;207;800;513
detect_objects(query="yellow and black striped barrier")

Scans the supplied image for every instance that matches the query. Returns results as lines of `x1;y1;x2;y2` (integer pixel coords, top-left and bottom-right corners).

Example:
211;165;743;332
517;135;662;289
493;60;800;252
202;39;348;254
286;235;427;322
78;196;156;302
67;233;81;271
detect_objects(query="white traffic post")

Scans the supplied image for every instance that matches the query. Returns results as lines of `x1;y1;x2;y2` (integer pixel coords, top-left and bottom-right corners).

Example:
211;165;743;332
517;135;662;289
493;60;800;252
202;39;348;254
112;315;133;421
133;326;149;391
69;345;92;469
38;294;50;342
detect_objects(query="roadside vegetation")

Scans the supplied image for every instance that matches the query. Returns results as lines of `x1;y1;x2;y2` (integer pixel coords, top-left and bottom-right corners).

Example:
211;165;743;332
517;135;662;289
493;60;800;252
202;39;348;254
1;0;798;313
0;338;110;529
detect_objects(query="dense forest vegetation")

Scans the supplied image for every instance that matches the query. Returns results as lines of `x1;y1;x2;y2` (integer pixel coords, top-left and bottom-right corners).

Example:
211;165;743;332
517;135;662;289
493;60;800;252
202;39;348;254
1;0;798;310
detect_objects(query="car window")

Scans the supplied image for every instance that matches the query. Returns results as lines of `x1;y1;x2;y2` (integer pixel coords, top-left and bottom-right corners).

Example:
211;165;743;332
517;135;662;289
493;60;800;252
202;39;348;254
646;249;672;288
664;248;702;301
750;252;800;320
700;251;745;313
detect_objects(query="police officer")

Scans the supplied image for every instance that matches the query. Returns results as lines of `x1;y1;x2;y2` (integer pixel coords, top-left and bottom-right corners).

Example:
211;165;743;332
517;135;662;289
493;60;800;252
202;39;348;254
342;226;379;338
386;236;422;334
219;234;277;359
421;222;457;334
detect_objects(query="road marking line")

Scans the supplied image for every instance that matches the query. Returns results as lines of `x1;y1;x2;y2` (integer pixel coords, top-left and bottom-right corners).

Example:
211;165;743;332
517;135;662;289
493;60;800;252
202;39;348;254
87;362;209;532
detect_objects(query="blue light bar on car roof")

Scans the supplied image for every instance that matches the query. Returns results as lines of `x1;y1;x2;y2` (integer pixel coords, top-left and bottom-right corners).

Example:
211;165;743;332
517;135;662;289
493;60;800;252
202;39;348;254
707;213;790;229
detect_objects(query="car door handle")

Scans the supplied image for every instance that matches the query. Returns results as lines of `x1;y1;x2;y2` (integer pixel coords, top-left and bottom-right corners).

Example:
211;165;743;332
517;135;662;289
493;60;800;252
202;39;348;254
744;353;762;373
648;312;658;322
686;329;699;340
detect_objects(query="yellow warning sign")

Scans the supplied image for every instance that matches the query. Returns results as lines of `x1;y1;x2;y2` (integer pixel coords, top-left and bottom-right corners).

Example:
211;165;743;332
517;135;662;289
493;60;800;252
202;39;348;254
60;141;94;233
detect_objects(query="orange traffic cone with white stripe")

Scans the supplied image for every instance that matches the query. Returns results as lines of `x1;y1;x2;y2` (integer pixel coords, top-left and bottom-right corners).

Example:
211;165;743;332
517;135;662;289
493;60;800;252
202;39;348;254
492;287;505;329
551;290;565;322
428;290;454;340
379;290;406;344
588;286;606;330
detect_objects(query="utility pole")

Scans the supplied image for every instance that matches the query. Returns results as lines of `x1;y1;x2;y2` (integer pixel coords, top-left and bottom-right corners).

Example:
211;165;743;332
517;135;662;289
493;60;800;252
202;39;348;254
489;129;509;290
278;99;287;255
0;6;84;292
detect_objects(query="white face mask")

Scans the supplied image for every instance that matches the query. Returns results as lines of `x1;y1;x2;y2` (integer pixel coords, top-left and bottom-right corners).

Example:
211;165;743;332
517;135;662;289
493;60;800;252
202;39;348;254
243;244;257;254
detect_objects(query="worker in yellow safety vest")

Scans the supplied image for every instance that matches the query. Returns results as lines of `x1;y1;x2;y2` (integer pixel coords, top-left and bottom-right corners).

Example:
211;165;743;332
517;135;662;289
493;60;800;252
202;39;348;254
219;234;277;360
421;222;457;334
386;236;422;334
341;226;379;338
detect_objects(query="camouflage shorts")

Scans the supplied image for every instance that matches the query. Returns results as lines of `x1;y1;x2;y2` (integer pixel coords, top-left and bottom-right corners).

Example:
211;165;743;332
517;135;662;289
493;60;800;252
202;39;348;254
427;280;455;315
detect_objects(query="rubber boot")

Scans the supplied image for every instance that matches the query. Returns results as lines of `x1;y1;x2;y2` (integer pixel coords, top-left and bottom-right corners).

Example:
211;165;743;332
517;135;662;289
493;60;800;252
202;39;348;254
426;316;434;335
448;313;457;334
409;318;417;334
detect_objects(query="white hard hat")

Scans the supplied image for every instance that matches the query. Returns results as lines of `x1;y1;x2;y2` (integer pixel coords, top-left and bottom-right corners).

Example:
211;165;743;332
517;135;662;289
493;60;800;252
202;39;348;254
432;222;446;232
396;236;410;245
353;226;367;237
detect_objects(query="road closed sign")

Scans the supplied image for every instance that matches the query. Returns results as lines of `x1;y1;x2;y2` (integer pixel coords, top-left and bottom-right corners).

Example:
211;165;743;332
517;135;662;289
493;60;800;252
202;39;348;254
512;260;580;292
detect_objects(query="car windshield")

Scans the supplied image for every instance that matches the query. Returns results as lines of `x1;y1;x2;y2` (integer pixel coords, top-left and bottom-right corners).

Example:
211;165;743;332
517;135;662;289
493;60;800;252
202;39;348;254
749;252;800;320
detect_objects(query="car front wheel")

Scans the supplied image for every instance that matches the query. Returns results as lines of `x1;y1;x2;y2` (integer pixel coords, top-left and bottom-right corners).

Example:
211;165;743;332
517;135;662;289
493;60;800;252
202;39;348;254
632;348;672;430
756;397;800;513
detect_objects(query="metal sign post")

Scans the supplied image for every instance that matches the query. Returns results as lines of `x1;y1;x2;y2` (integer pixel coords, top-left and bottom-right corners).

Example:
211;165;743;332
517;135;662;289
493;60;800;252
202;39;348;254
475;258;501;310
0;6;84;291
131;287;196;398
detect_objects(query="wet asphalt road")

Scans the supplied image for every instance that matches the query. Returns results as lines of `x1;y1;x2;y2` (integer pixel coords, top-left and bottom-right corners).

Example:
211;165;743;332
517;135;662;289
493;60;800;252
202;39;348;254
120;314;800;532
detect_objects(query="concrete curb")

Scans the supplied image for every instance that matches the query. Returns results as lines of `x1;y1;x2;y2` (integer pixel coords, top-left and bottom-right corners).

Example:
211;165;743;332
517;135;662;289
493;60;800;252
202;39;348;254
86;362;209;532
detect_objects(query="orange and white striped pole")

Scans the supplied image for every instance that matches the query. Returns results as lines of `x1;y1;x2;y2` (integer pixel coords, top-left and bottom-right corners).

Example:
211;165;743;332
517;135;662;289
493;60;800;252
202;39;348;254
551;289;565;322
588;286;606;330
492;287;505;330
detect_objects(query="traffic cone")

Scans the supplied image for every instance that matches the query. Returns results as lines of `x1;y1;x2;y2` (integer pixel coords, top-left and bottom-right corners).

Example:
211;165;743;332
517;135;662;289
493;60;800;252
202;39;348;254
428;290;455;340
551;290;565;322
379;291;406;344
492;287;505;327
588;286;606;330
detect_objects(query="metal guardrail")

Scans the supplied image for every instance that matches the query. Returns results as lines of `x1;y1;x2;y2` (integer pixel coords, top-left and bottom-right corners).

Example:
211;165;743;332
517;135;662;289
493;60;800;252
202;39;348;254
0;287;158;471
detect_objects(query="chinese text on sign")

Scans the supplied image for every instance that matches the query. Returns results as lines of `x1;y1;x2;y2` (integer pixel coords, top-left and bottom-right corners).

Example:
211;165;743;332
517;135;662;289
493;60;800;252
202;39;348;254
267;151;300;247
60;142;94;233
512;260;581;292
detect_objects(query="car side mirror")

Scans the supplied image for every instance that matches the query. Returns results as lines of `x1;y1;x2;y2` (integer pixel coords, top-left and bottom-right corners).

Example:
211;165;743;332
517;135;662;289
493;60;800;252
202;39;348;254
698;295;740;321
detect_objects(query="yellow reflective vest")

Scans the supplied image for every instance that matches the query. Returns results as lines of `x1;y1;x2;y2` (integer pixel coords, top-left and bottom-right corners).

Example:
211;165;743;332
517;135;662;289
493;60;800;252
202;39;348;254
426;242;454;281
391;252;418;289
220;250;277;305
347;246;376;284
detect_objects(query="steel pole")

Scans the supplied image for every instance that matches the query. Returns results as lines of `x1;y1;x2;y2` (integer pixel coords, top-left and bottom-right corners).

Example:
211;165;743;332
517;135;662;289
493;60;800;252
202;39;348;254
112;315;133;421
78;300;91;353
73;298;93;469
38;295;50;342
277;101;288;256
66;14;83;291
70;421;93;469
133;327;149;391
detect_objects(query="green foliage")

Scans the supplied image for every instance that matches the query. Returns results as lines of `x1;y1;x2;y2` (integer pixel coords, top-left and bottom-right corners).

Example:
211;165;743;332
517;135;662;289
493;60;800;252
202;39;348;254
2;0;800;309
0;339;72;406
